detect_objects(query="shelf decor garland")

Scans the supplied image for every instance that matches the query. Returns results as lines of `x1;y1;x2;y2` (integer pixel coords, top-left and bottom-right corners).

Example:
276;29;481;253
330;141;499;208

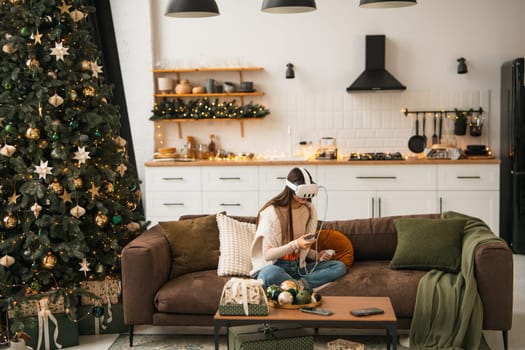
150;97;270;121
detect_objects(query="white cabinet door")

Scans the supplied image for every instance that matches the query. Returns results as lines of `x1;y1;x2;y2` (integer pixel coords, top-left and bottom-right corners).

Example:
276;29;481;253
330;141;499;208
202;191;259;216
437;164;499;190
438;191;500;234
378;191;437;218
202;166;258;191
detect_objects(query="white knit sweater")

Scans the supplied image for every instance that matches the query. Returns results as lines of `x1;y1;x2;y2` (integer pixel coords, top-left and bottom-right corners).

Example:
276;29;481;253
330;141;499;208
249;202;318;276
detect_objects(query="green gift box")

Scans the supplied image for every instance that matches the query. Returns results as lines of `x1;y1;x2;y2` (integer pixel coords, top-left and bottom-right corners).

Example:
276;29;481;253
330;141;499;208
228;323;314;350
219;303;268;316
77;303;126;335
23;313;79;350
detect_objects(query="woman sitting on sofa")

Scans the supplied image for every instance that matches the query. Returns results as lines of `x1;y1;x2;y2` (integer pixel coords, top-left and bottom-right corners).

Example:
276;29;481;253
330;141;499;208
249;167;346;291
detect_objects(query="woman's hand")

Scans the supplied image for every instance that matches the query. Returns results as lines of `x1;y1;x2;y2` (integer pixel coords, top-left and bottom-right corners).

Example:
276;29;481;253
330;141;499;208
319;249;335;261
296;234;316;250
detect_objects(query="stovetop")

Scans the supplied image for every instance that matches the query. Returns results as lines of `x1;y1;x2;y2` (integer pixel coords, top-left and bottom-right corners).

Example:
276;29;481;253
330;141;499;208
348;152;405;161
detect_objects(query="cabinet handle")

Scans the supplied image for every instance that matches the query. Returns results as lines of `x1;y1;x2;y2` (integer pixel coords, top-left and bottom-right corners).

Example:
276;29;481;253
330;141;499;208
378;197;382;218
356;176;397;180
439;197;443;214
162;177;184;181
220;203;241;207
163;202;184;206
219;177;241;180
371;197;375;218
456;176;481;179
275;176;287;180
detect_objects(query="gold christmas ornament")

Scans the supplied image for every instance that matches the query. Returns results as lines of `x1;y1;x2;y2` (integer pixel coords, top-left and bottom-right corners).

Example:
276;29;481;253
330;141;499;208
70;205;86;219
126;222;141;232
49;179;64;194
81;60;91;70
70;9;85;22
115;136;127;147
25;127;41;140
2;43;17;54
3;212;18;229
42;252;57;269
70;89;78;101
0;144;16;157
48;93;64;107
95;263;105;274
100;97;107;103
126;200;137;211
95;212;108;228
0;254;15;268
73;177;83;189
105;181;114;194
83;86;95;97
48;71;58;79
26;58;40;68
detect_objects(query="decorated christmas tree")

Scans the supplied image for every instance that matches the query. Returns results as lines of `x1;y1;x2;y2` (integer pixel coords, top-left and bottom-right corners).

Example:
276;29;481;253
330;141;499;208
0;0;144;335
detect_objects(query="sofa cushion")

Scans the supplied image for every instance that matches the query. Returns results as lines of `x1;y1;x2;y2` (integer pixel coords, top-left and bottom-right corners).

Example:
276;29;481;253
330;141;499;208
155;270;230;315
319;260;427;318
391;218;466;273
316;229;354;270
159;214;220;279
216;213;256;276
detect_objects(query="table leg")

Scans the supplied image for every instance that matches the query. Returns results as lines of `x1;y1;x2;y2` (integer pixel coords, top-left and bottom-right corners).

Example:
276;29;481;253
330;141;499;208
213;323;221;350
387;325;397;350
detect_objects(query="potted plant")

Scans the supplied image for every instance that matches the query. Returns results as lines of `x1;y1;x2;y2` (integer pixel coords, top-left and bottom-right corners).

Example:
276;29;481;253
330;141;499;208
454;109;470;135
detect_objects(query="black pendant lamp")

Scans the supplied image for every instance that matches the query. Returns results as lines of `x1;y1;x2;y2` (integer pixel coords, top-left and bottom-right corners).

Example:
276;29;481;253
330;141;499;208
262;0;317;14
165;0;220;18
359;0;417;8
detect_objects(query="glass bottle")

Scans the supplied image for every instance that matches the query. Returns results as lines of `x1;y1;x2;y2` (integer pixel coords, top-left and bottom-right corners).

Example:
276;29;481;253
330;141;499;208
185;136;196;159
208;134;217;158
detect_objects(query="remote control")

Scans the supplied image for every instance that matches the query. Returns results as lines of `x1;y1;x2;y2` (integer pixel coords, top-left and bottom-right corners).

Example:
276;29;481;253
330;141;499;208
300;307;333;316
350;307;384;317
304;234;316;241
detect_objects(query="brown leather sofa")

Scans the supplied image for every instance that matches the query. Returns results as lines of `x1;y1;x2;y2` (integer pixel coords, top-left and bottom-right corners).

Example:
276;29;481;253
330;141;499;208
121;213;513;348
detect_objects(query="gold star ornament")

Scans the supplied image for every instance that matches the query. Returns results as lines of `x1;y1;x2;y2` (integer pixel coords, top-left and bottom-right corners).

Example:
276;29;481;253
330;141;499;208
88;183;100;200
59;189;72;204
8;191;21;205
58;1;71;14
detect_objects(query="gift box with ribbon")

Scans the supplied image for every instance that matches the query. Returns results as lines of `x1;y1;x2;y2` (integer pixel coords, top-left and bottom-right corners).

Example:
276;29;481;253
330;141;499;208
219;278;269;316
228;323;314;350
80;279;121;306
23;299;79;350
7;292;64;318
77;303;126;335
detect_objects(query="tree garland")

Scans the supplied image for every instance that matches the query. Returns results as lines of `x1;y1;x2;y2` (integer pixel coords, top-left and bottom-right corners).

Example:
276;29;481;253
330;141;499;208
150;97;270;121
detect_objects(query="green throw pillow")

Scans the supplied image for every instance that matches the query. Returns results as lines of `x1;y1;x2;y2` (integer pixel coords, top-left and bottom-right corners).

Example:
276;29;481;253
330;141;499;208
390;218;466;273
160;214;220;279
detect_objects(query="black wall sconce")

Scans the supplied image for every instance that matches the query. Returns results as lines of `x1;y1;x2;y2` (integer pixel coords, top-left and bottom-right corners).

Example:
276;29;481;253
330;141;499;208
286;63;295;79
457;57;468;74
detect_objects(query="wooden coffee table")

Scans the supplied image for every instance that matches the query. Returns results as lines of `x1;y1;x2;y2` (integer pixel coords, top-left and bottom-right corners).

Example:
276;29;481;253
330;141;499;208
213;296;397;350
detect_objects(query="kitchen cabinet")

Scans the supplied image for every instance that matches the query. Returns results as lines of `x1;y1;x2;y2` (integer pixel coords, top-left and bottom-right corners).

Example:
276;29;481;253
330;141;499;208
316;165;437;220
143;161;499;230
152;67;266;146
437;164;500;233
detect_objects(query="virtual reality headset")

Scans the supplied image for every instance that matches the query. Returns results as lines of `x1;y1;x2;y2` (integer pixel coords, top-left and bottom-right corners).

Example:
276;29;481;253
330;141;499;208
286;168;319;199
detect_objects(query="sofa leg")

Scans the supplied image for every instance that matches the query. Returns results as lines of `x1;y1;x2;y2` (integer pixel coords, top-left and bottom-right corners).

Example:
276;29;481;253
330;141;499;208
502;330;508;350
128;324;134;347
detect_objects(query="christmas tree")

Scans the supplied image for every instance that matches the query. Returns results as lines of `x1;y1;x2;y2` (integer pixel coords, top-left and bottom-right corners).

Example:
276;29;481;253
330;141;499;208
0;0;144;334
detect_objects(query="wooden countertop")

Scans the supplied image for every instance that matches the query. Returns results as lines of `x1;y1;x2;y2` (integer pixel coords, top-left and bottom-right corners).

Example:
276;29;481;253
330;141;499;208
145;158;500;167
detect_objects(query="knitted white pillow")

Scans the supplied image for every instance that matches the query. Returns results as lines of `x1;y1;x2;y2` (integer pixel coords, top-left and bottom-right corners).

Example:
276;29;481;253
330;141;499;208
216;213;256;276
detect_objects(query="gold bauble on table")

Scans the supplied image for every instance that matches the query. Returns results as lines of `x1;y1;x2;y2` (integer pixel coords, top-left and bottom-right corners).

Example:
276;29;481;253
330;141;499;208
95;212;108;228
3;212;18;229
42;252;57;269
25;127;41;140
73;177;83;189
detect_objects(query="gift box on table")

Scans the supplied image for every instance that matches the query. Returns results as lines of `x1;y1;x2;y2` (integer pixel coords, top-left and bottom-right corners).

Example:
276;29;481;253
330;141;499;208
24;313;79;350
219;278;269;316
77;303;126;335
228;323;314;350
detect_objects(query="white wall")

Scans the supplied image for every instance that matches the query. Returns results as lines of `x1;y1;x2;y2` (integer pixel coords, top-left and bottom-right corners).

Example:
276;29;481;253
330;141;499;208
110;0;525;181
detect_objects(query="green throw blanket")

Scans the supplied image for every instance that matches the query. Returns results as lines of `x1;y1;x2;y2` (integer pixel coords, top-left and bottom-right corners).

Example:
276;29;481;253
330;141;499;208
409;211;504;350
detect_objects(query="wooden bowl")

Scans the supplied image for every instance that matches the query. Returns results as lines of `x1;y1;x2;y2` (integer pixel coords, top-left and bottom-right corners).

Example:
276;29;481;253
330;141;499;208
158;147;176;155
267;300;321;309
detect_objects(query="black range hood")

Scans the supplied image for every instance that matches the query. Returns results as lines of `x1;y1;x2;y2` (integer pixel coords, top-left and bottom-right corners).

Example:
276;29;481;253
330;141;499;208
346;35;406;92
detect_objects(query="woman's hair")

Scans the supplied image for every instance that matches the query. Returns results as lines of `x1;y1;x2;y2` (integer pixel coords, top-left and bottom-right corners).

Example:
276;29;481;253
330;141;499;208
256;168;314;241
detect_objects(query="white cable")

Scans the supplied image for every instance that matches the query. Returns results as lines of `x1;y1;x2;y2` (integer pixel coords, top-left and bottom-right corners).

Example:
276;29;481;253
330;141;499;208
298;185;328;277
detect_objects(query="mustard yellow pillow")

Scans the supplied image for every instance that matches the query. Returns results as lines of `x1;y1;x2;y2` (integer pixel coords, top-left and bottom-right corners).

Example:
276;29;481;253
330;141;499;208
160;214;220;279
317;229;354;270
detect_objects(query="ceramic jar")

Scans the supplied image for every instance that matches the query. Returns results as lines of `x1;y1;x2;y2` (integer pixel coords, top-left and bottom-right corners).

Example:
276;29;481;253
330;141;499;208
175;79;193;94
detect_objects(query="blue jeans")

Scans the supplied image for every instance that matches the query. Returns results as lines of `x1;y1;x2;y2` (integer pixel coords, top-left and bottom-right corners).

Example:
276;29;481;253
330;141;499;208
255;258;346;290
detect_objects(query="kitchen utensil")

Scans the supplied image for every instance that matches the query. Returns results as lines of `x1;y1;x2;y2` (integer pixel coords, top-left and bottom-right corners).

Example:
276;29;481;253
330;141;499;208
438;111;443;144
408;113;426;153
432;112;438;145
422;113;427;143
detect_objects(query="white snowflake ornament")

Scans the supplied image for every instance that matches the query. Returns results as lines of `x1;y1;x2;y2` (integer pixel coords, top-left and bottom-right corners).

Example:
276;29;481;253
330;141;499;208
50;42;70;61
73;146;91;164
34;160;53;179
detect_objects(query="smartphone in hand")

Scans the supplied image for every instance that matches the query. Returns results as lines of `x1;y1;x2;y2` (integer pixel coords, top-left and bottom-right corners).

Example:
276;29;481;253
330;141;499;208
304;234;316;241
